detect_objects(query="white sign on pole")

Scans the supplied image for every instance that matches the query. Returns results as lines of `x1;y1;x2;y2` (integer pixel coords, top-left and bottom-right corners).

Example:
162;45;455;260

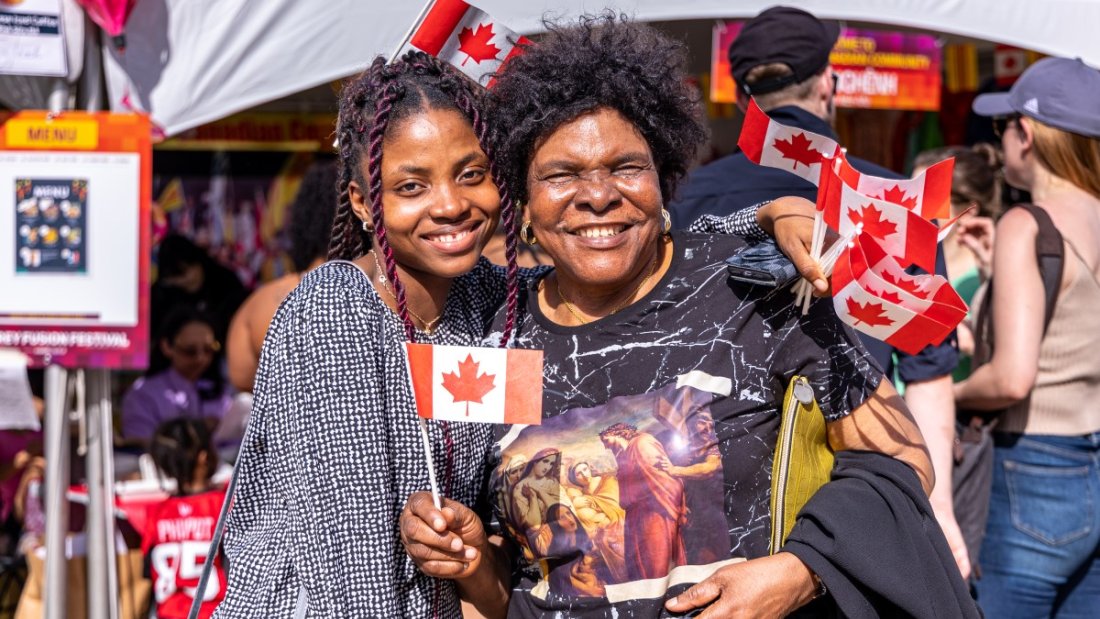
0;0;68;77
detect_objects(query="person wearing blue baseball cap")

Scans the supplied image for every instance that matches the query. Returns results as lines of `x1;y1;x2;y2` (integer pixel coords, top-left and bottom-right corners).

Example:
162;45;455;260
958;56;1100;618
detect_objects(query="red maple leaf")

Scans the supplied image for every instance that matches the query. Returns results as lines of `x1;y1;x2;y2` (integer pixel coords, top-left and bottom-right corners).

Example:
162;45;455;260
867;287;903;304
876;185;918;210
441;354;496;416
457;22;502;66
847;203;899;238
846;298;895;328
772;132;825;170
881;271;926;297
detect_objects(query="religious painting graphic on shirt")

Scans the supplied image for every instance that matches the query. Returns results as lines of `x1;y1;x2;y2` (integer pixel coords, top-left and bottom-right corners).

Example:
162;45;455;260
493;371;744;602
14;178;88;274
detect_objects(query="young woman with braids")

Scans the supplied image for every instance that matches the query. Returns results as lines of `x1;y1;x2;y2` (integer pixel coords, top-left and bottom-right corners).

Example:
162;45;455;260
212;51;525;618
213;46;829;618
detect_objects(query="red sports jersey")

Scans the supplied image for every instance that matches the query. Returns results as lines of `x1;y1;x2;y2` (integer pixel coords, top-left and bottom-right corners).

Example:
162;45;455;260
141;489;227;619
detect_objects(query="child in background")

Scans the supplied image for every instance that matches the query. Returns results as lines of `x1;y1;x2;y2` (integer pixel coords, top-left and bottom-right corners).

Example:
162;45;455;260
141;418;226;619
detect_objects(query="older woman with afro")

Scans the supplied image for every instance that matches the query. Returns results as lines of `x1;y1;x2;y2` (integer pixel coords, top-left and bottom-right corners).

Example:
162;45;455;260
400;14;979;619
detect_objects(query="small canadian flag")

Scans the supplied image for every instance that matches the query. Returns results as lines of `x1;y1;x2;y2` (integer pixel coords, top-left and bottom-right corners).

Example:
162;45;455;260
738;98;841;186
398;0;530;87
818;161;940;273
994;44;1029;86
833;234;964;355
835;152;955;221
405;344;543;425
852;234;968;326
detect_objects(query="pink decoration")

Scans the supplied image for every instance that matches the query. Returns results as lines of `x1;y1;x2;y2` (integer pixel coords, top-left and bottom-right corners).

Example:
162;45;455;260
75;0;137;37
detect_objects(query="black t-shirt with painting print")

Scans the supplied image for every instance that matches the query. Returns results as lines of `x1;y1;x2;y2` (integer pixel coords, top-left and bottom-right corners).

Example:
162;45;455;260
487;231;882;618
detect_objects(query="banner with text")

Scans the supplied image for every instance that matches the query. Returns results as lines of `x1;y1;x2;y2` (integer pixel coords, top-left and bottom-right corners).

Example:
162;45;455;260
711;23;942;111
0;111;152;369
0;0;67;77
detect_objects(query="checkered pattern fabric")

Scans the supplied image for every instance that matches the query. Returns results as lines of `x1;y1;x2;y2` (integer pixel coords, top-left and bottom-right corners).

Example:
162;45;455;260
687;204;771;242
214;260;509;618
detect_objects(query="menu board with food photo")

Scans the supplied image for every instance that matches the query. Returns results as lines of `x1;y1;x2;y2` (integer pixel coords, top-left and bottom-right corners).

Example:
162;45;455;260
15;178;87;273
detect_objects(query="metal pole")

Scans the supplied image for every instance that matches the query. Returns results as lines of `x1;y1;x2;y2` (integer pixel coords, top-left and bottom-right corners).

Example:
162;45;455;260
47;78;69;115
43;67;73;619
42;366;70;619
85;369;119;619
80;14;103;112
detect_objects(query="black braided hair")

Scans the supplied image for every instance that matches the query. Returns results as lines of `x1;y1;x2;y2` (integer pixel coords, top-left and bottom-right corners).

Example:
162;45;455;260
329;51;519;345
149;418;217;495
488;12;708;206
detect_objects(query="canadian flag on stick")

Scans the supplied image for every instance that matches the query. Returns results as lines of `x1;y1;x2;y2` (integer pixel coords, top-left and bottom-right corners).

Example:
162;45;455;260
853;235;968;324
834;153;955;221
397;0;530;86
737;99;841;186
406;344;543;425
833;235;965;355
818;161;940;273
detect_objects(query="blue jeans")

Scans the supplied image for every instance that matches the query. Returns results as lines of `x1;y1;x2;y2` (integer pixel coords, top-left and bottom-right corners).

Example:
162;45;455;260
975;432;1100;618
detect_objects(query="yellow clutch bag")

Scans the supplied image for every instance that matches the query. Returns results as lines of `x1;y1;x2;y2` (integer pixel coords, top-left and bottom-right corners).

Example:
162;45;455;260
769;375;834;553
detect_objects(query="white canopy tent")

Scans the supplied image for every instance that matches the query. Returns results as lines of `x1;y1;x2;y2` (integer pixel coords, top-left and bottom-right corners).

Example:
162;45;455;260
103;0;1100;137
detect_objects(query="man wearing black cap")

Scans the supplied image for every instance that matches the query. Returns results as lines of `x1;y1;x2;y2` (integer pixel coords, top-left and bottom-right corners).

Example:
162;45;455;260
671;5;970;580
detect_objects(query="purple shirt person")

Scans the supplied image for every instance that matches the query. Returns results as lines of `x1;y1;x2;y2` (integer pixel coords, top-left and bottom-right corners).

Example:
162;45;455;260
121;307;232;443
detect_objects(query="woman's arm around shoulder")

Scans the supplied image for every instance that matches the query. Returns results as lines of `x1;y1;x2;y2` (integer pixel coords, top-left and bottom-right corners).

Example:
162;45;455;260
827;379;934;495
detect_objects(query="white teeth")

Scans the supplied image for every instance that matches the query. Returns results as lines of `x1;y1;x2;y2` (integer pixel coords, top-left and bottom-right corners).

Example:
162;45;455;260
429;229;470;243
578;226;624;238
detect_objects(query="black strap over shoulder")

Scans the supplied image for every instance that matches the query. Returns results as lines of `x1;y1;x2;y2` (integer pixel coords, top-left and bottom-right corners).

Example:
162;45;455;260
1016;204;1065;331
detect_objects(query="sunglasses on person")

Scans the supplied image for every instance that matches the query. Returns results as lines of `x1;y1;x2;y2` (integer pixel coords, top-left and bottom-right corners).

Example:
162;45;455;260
992;114;1021;139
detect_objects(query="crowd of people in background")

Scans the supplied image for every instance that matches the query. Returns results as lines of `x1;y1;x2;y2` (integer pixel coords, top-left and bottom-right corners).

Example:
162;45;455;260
1;5;1098;619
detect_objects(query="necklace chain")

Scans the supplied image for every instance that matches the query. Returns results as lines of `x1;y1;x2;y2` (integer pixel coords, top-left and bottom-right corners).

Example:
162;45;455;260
555;248;660;326
370;250;442;335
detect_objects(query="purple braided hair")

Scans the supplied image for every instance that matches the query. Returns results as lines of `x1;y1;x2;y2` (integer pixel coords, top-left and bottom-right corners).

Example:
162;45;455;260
331;51;520;347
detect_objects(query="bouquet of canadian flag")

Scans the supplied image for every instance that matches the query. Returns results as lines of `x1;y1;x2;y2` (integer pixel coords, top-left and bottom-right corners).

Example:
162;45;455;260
739;99;967;354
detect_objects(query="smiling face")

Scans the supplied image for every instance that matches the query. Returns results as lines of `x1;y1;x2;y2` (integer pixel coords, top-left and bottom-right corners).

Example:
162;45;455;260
349;106;499;283
525;107;664;291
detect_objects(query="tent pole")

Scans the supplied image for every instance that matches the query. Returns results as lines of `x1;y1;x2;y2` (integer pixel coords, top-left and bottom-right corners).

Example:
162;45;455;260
47;78;69;114
85;369;119;619
80;14;104;112
42;365;71;619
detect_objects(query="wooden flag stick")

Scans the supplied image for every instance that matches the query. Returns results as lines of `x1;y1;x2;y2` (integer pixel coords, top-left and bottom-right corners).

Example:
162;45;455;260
418;417;444;510
797;209;826;314
391;1;447;513
390;0;436;62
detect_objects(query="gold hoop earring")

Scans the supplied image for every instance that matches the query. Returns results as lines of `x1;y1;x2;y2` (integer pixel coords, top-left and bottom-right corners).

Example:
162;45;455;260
520;220;538;245
660;209;672;234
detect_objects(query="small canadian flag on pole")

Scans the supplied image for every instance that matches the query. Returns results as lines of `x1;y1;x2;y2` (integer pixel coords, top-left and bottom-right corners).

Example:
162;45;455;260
850;234;968;326
738;98;841;186
396;0;530;86
818;160;940;273
833;234;964;355
406;344;543;425
834;151;955;221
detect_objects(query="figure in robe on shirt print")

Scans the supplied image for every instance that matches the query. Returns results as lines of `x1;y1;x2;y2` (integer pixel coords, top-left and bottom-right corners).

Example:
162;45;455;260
494;371;733;599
